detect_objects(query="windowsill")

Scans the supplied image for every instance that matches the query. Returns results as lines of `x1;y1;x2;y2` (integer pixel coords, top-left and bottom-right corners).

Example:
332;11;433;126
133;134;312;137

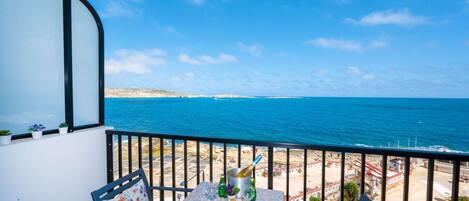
0;126;109;147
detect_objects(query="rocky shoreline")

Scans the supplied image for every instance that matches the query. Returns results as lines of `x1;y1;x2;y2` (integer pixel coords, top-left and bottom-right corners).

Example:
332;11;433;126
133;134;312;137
105;88;253;98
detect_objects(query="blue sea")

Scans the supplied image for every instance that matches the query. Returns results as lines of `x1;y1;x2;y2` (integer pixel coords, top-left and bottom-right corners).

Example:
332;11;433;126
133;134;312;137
105;97;469;152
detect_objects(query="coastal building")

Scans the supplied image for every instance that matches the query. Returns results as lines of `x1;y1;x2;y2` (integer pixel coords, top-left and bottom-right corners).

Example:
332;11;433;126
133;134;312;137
390;158;404;171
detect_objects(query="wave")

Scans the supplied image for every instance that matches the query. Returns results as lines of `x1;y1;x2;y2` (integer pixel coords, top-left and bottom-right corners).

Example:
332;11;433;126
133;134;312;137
264;96;302;99
353;143;466;153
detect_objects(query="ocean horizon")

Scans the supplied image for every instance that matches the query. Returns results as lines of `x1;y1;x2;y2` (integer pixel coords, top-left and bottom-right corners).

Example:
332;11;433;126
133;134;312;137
105;97;469;153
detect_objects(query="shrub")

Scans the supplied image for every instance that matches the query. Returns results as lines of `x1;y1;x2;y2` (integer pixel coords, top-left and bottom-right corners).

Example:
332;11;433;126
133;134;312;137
344;181;359;201
459;196;469;201
0;130;11;136
309;196;321;201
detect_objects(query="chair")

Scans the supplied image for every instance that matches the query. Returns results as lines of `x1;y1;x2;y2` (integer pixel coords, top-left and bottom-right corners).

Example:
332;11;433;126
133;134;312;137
91;169;153;201
358;193;372;201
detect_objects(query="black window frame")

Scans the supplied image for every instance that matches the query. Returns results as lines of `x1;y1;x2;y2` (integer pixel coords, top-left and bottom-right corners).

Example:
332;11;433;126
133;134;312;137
12;0;104;140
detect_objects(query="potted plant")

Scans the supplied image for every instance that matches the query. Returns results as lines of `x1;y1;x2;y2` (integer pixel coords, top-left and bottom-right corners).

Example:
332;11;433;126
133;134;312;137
0;130;12;145
29;124;46;139
58;123;68;135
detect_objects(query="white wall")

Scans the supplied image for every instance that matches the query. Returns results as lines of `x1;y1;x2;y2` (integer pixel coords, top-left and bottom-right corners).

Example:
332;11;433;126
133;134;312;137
0;127;107;201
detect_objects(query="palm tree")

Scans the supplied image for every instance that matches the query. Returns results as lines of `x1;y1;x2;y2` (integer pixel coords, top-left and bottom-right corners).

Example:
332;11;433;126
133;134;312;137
344;181;359;201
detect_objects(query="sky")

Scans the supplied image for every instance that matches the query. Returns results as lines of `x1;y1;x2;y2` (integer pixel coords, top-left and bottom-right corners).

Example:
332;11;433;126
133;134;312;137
89;0;469;98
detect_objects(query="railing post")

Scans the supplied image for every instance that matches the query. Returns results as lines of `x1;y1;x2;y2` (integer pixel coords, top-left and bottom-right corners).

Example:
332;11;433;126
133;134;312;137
149;137;153;186
286;148;290;201
381;155;387;201
160;138;164;201
172;139;176;201
196;141;200;185
223;143;227;179
184;140;188;197
361;153;366;195
304;149;307;201
403;157;410;201
451;161;460;201
253;145;256;179
106;132;114;183
322;151;326;201
426;159;434;201
268;146;274;190
209;142;213;182
340;152;345;201
118;134;123;178
138;136;142;169
238;144;241;168
128;135;132;174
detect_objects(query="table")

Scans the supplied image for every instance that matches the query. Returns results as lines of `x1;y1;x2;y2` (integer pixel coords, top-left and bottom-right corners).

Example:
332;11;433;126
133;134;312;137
185;182;284;201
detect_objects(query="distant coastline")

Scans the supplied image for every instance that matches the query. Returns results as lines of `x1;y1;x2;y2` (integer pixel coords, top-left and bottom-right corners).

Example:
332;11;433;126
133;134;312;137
105;88;253;98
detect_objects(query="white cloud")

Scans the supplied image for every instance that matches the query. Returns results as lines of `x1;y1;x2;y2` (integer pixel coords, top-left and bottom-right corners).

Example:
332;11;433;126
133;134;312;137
308;38;387;52
188;0;206;6
106;49;166;75
312;69;329;77
178;54;202;65
346;66;376;80
237;42;263;56
171;72;195;86
185;72;195;79
162;26;183;38
346;66;362;76
361;74;376;80
178;53;237;65
308;38;364;52
346;9;427;27
100;0;142;18
369;40;387;49
274;52;287;57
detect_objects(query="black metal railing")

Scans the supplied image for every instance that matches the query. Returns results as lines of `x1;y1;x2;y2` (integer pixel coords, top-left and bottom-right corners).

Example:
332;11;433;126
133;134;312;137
105;130;469;201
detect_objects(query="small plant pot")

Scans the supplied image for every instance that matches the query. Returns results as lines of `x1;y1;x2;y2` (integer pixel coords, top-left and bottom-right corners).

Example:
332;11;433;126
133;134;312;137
59;127;68;135
32;131;43;139
0;135;12;145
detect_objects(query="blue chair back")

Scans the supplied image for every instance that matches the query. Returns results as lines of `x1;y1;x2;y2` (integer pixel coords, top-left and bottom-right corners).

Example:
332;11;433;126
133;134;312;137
359;193;372;201
91;169;152;201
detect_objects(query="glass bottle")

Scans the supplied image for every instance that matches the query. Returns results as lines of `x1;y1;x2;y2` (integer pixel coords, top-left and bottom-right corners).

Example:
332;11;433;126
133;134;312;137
218;175;227;198
236;155;262;178
246;178;256;201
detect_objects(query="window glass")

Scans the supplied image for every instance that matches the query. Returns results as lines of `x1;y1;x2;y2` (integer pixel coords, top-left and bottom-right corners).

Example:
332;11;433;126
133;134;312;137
0;0;65;134
72;0;100;126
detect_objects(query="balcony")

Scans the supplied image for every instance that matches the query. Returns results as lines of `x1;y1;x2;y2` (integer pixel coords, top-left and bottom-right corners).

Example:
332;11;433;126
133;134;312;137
0;0;468;201
104;130;469;201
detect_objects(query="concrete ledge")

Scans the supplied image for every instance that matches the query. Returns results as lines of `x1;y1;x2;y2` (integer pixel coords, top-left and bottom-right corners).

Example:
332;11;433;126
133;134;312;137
0;126;107;201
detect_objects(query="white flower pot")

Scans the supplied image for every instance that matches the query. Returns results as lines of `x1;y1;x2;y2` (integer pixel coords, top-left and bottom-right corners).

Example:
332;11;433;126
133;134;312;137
59;127;68;135
0;135;11;145
32;131;43;139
